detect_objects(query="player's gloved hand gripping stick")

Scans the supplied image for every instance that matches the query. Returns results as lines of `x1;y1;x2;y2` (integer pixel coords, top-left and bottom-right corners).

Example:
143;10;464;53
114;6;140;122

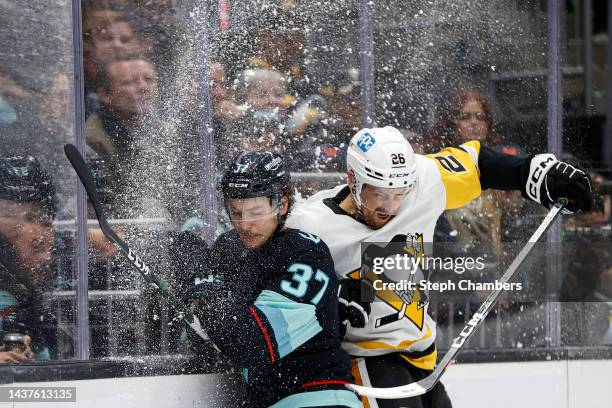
347;198;568;399
64;144;214;346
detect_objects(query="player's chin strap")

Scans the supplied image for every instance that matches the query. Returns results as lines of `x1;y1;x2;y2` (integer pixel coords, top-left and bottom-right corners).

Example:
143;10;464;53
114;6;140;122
346;199;567;400
345;185;367;223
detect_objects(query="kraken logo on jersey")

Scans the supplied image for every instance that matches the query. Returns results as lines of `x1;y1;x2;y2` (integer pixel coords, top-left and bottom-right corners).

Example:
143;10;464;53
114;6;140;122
348;233;428;330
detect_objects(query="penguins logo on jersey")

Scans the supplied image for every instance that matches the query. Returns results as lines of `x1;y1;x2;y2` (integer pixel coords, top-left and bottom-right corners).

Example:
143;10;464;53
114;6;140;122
405;233;424;260
406;233;429;310
348;233;426;330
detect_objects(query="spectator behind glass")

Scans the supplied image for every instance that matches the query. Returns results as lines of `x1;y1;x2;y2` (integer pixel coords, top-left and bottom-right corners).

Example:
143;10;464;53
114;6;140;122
210;62;243;129
249;9;314;101
282;67;365;173
83;8;145;117
427;90;504;257
0;67;75;219
131;0;192;107
0;156;58;364
227;69;293;161
85;57;159;216
424;89;501;152
230;68;336;173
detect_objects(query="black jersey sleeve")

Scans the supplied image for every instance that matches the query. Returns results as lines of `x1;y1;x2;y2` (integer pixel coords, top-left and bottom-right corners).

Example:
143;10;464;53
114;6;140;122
194;231;338;368
425;140;530;209
477;144;531;192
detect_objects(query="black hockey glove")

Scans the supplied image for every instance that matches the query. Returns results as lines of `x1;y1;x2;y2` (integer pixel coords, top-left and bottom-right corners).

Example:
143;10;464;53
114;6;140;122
187;277;226;358
338;278;375;336
524;154;593;214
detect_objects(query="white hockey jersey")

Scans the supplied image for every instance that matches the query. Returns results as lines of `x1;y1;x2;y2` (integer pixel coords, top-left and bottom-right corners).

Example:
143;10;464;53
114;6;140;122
286;141;485;370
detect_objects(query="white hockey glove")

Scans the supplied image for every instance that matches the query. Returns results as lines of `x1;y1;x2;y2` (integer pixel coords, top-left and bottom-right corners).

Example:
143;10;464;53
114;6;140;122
525;154;593;214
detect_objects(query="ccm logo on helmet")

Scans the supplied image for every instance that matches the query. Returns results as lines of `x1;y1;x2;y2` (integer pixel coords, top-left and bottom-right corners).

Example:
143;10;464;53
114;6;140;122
356;132;376;153
228;182;249;188
389;172;413;178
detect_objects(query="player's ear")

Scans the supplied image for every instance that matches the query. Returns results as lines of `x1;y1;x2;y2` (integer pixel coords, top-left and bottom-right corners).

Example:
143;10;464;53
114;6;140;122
279;196;289;217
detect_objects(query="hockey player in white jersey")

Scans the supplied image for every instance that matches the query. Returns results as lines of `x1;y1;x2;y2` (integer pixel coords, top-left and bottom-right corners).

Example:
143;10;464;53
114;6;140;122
286;126;592;408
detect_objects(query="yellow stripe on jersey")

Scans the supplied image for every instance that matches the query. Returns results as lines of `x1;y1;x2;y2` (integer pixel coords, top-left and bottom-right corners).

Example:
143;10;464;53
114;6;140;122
399;347;438;371
354;323;433;351
426;140;483;210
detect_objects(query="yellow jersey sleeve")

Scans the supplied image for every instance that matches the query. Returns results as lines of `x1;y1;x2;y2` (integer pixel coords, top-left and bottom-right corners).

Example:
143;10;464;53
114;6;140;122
425;140;482;210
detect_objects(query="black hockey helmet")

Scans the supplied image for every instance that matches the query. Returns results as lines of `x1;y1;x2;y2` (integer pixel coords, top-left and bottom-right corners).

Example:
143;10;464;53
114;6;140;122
0;155;56;218
221;151;291;203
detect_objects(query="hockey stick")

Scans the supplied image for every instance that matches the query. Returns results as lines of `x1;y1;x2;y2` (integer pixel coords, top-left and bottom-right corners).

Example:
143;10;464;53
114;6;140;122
347;199;567;399
64;144;212;344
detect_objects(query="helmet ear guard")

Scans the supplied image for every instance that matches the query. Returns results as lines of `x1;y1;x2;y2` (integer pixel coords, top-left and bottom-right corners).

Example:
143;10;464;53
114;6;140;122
347;169;364;209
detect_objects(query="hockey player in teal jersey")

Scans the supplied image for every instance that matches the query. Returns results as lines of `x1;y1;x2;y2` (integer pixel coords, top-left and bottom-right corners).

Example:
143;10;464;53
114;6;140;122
187;151;363;408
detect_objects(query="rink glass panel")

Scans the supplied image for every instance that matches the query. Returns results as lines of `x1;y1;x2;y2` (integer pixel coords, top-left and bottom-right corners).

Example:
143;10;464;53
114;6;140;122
81;0;205;358
0;1;78;361
0;0;608;369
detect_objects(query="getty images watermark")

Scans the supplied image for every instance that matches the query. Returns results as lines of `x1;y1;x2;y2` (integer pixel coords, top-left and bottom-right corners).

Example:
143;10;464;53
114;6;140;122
369;252;523;293
360;241;612;303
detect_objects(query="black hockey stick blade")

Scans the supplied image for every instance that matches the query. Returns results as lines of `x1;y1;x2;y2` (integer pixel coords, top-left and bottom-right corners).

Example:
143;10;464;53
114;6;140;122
64;144;211;342
347;199;567;399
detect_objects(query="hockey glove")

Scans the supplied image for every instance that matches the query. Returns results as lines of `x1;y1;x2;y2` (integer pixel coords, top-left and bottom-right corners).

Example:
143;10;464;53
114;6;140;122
524;154;593;214
188;277;226;358
338;278;375;335
191;275;226;305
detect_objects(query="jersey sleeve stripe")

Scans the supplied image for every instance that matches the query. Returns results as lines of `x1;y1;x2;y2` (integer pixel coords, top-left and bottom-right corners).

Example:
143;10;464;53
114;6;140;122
460;143;480;168
249;305;276;364
426;141;483;209
301;379;351;388
254;289;322;359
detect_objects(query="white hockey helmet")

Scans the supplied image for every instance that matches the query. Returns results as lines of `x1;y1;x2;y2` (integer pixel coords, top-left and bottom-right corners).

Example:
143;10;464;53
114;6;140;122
346;126;417;209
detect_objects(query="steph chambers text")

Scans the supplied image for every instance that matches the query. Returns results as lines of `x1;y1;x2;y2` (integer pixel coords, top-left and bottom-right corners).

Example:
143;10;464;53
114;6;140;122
372;279;523;292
